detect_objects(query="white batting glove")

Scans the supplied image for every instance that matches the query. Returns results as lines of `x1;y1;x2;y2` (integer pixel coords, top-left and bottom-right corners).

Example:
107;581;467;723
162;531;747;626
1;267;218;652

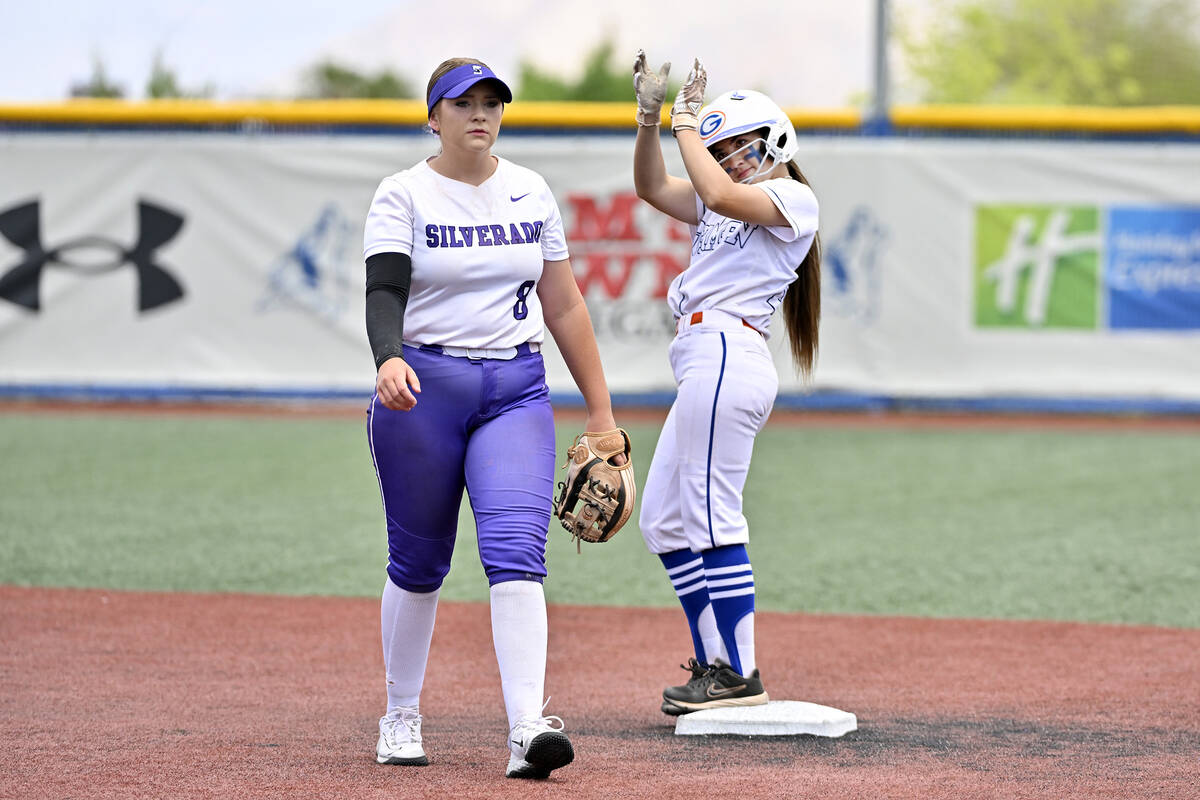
670;58;706;136
633;49;670;127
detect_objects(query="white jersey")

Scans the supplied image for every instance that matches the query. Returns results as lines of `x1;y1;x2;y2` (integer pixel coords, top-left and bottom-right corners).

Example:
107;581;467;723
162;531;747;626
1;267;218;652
668;178;818;336
363;156;569;349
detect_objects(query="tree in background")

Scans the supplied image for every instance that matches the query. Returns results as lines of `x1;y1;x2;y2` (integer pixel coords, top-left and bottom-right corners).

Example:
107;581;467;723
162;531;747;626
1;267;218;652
146;52;214;99
69;57;125;98
301;61;414;99
518;39;674;101
900;0;1200;105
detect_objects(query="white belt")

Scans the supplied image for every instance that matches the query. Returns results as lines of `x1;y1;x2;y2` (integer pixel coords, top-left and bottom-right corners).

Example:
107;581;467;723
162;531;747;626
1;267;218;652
675;309;764;336
405;341;541;360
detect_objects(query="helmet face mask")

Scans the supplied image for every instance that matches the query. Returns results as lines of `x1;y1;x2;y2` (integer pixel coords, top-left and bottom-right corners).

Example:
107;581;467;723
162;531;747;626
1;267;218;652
712;136;773;184
698;90;798;183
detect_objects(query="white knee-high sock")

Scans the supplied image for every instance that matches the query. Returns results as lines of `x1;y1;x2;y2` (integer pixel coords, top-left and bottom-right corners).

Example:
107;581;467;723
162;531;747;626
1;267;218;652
733;613;757;676
490;580;547;731
381;578;440;711
698;604;729;666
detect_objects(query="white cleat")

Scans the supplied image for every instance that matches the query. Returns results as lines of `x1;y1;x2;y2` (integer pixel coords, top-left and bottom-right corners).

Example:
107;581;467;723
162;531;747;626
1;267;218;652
376;706;428;766
505;714;574;779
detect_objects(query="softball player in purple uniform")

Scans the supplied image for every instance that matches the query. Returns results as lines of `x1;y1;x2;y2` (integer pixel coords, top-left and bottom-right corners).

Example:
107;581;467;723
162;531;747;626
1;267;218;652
632;52;821;715
363;57;621;779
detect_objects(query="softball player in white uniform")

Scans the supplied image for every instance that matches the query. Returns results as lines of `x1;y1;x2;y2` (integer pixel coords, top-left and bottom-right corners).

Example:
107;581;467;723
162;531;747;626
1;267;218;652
632;53;822;714
363;57;621;778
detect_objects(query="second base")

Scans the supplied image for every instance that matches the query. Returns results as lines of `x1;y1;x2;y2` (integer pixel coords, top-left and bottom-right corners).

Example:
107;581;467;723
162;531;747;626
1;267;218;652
674;700;857;737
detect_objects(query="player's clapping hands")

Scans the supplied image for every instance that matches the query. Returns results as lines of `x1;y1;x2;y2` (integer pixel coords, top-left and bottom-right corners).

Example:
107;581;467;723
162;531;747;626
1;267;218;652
633;50;670;127
670;58;707;135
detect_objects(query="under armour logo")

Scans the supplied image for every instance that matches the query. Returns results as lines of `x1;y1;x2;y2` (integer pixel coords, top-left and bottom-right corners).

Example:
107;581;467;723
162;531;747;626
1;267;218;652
0;198;186;312
472;65;483;75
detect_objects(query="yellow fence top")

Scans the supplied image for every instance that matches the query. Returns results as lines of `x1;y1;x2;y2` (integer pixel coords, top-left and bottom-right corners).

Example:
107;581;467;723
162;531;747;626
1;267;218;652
891;105;1200;134
0;99;858;129
0;99;1197;134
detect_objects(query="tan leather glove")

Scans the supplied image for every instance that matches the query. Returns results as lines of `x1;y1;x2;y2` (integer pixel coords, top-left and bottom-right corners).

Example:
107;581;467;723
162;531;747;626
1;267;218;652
553;429;635;547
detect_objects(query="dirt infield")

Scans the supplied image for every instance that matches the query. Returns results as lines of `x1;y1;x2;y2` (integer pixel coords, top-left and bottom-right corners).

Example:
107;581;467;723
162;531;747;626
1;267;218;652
2;586;1197;799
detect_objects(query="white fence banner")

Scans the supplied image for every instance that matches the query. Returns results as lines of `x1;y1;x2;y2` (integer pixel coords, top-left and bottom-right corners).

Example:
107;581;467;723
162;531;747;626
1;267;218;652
1;133;1199;403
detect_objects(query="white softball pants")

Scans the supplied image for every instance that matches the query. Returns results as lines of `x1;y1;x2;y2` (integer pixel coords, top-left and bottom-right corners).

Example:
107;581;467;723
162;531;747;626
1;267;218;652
640;311;779;554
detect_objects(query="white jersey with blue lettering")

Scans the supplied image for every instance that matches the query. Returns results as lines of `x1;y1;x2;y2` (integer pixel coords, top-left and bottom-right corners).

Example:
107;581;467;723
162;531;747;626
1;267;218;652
668;177;818;336
363;156;569;349
640;176;820;557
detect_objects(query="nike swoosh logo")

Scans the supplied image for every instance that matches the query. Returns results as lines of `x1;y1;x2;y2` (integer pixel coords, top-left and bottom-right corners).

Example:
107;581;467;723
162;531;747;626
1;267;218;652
510;193;530;202
706;683;746;698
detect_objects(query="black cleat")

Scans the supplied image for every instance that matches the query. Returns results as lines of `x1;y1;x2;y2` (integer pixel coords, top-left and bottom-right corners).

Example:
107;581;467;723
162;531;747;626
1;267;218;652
661;658;768;716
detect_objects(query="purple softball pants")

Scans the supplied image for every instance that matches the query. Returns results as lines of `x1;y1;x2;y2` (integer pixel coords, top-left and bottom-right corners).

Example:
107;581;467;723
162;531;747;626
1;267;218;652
366;343;556;592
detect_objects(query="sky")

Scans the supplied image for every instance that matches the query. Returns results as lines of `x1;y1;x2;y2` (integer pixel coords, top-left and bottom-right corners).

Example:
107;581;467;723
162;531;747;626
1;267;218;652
2;0;935;107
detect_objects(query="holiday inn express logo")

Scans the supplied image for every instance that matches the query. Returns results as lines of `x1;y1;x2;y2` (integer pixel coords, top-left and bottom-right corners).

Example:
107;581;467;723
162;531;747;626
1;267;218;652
975;205;1101;329
975;204;1200;331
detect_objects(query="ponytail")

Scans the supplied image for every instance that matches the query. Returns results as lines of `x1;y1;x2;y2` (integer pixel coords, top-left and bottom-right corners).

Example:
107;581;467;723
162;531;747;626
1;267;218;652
781;160;821;379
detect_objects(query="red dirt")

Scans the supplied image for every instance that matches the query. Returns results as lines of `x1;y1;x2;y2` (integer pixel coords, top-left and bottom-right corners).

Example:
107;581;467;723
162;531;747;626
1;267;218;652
2;586;1197;800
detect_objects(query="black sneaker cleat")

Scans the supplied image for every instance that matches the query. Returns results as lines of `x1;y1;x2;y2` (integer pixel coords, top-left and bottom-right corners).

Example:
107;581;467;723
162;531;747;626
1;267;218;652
660;658;768;716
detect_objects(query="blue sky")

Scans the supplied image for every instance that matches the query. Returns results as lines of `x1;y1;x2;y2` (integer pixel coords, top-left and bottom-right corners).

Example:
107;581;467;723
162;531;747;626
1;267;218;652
2;0;933;107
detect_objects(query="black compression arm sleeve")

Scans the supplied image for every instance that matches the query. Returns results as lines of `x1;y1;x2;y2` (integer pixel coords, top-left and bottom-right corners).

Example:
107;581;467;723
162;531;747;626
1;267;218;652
365;252;413;369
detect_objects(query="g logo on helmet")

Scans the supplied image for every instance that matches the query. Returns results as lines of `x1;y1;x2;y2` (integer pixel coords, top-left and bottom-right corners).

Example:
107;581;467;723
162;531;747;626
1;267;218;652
699;111;725;139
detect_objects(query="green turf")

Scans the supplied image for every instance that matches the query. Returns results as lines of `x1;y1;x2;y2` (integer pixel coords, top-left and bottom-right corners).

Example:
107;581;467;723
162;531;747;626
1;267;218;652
1;411;1196;627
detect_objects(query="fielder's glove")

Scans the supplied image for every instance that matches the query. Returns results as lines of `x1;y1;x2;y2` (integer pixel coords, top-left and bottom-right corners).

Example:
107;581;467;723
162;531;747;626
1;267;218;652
553;429;635;547
670;58;707;135
633;49;670;127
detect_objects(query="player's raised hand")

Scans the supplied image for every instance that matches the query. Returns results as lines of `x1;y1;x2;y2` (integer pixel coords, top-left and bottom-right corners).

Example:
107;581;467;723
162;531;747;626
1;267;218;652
633;49;670;127
670;58;707;135
376;356;421;411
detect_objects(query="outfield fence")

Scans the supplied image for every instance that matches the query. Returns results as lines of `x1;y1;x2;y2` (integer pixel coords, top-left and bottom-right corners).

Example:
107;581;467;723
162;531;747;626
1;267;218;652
1;102;1199;412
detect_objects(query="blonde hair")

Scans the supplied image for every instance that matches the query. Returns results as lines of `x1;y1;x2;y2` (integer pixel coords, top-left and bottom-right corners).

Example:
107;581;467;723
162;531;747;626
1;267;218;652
425;57;490;111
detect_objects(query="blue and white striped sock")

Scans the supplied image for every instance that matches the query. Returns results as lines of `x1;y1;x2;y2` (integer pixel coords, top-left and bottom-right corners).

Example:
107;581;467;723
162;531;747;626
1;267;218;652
659;549;725;666
702;544;757;676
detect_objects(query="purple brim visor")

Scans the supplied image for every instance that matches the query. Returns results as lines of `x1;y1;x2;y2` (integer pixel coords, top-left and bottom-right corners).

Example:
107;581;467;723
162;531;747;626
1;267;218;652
427;63;513;114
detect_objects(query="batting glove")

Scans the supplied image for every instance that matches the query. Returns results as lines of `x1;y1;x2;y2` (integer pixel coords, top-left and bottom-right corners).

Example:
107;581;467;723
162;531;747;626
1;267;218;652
670;58;706;136
633;49;670;127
